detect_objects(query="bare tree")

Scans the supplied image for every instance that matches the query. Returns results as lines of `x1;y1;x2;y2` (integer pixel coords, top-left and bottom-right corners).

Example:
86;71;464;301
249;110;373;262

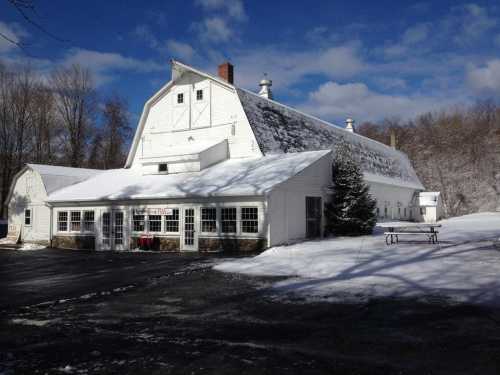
51;64;96;167
100;95;131;169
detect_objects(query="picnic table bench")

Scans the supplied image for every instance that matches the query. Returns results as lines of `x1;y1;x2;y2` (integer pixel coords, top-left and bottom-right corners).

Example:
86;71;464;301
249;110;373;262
379;222;441;245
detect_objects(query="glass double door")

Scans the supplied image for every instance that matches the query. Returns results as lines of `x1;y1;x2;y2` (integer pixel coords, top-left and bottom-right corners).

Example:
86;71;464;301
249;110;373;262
101;211;126;251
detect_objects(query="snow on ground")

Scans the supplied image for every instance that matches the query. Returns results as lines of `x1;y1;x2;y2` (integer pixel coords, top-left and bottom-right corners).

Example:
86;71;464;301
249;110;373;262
18;243;47;251
214;213;500;305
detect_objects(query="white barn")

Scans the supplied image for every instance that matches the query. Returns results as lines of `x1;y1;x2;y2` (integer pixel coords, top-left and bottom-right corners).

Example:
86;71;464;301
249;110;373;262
5;60;429;252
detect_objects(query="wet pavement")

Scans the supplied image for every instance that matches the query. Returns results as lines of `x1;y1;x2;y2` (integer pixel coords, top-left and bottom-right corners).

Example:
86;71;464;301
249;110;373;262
1;249;500;374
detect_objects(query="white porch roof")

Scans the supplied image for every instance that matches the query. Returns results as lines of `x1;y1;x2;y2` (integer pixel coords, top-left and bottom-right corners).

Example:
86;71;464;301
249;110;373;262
47;150;331;203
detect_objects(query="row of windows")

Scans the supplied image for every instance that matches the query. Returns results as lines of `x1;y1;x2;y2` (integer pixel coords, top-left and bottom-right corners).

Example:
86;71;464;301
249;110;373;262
133;207;259;234
177;89;203;104
58;211;95;232
56;208;259;234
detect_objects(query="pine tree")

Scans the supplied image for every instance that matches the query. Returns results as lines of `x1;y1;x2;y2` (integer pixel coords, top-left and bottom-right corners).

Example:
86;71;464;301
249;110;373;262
325;142;377;236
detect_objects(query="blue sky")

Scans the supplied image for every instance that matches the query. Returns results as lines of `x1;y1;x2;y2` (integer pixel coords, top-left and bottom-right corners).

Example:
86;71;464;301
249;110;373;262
1;0;500;125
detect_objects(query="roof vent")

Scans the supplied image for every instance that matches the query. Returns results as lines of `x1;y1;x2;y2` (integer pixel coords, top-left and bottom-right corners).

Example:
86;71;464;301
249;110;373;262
345;118;355;133
258;73;273;99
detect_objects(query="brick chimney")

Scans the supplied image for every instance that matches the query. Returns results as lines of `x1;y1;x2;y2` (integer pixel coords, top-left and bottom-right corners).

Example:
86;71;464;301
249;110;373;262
218;62;234;84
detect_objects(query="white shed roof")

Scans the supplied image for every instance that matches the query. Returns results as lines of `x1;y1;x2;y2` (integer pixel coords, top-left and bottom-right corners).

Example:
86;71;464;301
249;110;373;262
27;164;103;194
48;150;331;203
419;191;440;207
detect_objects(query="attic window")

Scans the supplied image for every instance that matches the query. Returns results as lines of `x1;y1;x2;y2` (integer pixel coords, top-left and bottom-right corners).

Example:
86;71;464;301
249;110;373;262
158;163;168;173
177;93;184;104
196;89;203;100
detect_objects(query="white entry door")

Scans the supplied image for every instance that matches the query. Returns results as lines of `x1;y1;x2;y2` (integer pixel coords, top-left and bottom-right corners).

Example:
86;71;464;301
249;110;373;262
181;207;198;251
100;211;127;251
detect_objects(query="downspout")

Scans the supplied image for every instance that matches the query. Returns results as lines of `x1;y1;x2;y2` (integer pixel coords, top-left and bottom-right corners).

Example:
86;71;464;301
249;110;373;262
48;203;53;248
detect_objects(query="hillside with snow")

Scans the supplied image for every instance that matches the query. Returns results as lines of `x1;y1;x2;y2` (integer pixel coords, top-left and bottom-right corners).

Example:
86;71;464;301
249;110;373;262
214;213;500;305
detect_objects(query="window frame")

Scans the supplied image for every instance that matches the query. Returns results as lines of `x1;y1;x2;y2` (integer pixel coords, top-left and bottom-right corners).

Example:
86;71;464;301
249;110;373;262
132;213;146;233
196;89;203;101
82;210;95;233
220;207;237;234
24;209;31;226
241;207;259;234
177;93;184;104
158;163;168;173
148;214;162;233
70;211;82;232
58;211;68;232
200;207;217;234
164;208;180;233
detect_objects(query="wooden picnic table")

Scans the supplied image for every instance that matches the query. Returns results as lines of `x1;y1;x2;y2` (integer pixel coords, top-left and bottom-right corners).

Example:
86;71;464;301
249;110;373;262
379;222;442;245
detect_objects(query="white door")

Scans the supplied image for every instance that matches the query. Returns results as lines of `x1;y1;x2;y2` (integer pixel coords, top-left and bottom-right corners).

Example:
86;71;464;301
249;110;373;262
100;211;127;251
181;207;198;251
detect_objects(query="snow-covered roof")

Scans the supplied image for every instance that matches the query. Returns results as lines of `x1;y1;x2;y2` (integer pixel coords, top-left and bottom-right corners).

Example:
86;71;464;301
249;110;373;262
27;164;103;194
236;88;424;190
419;192;440;207
48;150;331;203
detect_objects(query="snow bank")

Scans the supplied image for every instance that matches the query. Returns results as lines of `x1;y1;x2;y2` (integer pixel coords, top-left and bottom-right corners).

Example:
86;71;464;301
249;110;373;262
214;213;500;305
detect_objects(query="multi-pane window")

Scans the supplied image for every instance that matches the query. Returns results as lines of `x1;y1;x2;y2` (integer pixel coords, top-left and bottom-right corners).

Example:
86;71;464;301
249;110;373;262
70;211;81;232
201;208;217;233
24;209;31;226
148;215;162;232
165;209;179;232
133;214;145;232
83;211;95;232
196;89;203;100
376;207;380;216
384;207;388;217
177;93;184;104
221;207;237;233
58;211;68;232
241;207;258;233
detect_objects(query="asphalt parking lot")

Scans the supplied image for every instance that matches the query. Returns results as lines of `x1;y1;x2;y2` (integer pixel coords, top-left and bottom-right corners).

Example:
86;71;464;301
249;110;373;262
1;249;500;374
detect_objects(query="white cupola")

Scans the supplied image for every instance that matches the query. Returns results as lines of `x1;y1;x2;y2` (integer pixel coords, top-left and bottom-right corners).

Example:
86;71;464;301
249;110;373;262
345;118;355;133
258;74;273;99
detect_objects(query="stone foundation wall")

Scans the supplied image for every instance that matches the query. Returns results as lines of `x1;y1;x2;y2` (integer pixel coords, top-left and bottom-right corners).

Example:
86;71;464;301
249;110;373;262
130;236;180;252
199;237;266;253
52;235;95;250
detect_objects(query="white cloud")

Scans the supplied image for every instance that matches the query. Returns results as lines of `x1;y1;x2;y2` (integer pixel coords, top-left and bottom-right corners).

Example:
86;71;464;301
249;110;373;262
402;23;430;45
447;4;497;44
300;81;450;123
467;59;500;95
132;24;159;49
61;48;164;86
230;44;364;89
195;17;233;43
167;39;196;61
195;0;246;21
383;23;430;58
0;22;28;53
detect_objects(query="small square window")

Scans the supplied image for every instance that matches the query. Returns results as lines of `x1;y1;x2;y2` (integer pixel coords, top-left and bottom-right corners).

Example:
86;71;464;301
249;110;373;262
24;209;31;226
177;93;184;104
158;163;168;173
196;89;203;100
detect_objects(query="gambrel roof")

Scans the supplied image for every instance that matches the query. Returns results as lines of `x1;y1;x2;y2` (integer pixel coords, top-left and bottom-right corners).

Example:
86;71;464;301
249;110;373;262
123;60;423;190
236;88;424;190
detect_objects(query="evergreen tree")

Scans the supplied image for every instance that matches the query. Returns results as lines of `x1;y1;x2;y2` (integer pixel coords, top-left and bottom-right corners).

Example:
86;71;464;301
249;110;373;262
325;142;377;236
